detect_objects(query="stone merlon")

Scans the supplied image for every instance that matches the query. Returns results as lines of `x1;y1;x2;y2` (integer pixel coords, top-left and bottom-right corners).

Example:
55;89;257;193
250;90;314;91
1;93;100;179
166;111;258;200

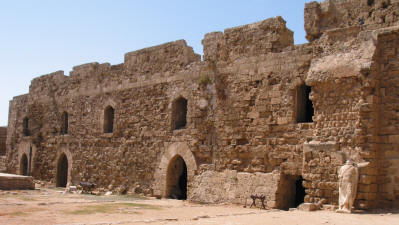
202;16;294;62
305;0;399;41
124;40;201;75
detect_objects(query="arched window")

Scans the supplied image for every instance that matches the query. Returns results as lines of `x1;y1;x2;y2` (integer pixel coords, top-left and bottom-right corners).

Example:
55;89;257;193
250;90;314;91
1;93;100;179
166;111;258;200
61;112;68;135
295;84;314;123
23;117;30;136
172;97;188;130
104;106;114;133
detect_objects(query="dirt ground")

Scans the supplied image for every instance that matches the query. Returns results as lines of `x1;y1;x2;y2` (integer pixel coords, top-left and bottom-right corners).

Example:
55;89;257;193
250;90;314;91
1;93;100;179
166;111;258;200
0;188;398;225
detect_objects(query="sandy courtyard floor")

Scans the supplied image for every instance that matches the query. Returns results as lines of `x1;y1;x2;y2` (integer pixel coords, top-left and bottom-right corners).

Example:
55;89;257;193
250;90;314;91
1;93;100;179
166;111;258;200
0;188;397;225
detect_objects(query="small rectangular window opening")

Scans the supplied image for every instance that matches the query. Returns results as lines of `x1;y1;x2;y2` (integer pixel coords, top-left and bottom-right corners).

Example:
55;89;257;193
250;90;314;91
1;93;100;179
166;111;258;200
61;112;68;135
172;97;187;130
23;118;30;136
296;84;314;123
104;106;114;133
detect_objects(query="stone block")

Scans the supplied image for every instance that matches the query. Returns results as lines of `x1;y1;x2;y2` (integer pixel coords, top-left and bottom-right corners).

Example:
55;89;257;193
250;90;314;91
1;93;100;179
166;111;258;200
298;203;319;211
0;173;35;190
388;135;399;144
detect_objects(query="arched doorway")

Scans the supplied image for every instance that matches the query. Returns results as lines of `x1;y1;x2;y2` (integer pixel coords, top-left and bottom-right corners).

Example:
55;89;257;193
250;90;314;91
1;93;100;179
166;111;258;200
56;154;68;187
166;155;187;200
20;153;28;176
276;175;306;210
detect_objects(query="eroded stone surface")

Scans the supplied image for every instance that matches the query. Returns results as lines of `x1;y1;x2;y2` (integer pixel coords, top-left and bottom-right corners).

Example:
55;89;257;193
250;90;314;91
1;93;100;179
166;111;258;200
4;0;399;210
0;173;34;190
0;127;6;156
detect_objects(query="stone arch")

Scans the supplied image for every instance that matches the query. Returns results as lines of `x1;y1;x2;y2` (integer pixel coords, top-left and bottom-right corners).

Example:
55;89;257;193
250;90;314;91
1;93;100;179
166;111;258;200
55;149;73;187
17;141;36;176
166;155;188;199
100;99;116;134
153;142;197;198
20;153;28;176
168;92;190;131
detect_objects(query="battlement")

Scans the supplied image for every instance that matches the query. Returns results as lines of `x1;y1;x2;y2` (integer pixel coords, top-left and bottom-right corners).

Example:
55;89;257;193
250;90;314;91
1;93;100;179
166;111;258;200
202;16;294;62
29;71;68;96
0;127;6;156
6;0;399;210
124;39;201;75
24;0;399;97
305;0;399;41
70;62;100;78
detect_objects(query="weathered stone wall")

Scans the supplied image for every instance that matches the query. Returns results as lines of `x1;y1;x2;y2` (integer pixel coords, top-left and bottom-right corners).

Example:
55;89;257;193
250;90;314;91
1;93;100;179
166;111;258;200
202;16;294;62
0;127;6;156
0;173;35;190
373;28;399;208
5;0;399;210
205;46;313;175
190;169;280;207
6;94;29;174
305;0;399;41
7;40;205;194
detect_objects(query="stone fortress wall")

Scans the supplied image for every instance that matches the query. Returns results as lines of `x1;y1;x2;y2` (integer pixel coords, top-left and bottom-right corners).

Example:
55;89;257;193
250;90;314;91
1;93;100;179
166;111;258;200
0;127;6;156
5;0;399;209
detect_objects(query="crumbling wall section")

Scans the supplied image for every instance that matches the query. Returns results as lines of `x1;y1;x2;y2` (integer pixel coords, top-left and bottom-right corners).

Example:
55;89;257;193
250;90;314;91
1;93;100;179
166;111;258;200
373;28;399;208
5;0;399;210
190;169;281;207
5;40;212;195
209;46;313;177
6;94;30;174
305;0;399;41
202;16;294;62
0;127;6;156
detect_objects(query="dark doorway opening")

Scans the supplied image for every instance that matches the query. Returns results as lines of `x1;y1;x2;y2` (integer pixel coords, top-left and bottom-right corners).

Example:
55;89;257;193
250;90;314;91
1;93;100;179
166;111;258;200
20;153;28;176
295;177;306;207
172;97;188;130
56;154;68;187
296;84;314;123
276;175;306;210
166;155;187;200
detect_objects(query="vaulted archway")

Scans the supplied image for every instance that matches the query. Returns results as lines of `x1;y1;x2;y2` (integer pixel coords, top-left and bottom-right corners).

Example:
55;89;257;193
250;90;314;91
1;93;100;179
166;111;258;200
20;153;28;176
166;155;188;200
153;142;197;199
56;153;69;187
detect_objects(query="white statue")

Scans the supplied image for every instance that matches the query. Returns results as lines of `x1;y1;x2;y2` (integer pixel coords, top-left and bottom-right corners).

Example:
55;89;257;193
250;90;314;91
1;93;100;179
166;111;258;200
336;159;369;213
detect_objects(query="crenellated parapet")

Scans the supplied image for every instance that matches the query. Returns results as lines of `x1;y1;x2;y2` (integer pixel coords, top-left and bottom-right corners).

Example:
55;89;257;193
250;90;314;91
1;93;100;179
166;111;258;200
29;71;68;98
202;16;294;62
305;0;399;41
5;0;399;210
124;40;201;75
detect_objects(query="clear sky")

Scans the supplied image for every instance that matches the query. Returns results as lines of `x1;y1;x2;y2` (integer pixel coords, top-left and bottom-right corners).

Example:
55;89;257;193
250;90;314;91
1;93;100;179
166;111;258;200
0;0;321;127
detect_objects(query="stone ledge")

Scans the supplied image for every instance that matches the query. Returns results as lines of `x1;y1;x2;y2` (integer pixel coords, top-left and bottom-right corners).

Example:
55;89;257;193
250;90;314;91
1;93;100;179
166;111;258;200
0;173;35;190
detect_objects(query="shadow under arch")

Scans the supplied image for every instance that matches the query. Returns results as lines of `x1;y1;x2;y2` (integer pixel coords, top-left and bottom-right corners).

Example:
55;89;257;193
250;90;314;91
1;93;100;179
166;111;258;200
56;153;69;187
166;154;188;200
153;142;197;198
20;153;28;176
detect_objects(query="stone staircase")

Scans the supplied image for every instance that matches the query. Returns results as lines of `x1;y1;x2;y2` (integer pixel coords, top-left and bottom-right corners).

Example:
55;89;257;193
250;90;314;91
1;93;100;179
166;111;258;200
0;156;7;173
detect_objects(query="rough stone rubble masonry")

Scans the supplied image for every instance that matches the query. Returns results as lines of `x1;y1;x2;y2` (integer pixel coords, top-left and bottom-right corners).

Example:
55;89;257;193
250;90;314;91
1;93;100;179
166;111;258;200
5;0;399;209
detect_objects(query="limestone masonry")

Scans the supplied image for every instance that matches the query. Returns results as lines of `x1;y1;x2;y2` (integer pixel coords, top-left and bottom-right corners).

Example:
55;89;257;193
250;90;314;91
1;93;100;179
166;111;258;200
0;127;6;156
5;0;399;210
